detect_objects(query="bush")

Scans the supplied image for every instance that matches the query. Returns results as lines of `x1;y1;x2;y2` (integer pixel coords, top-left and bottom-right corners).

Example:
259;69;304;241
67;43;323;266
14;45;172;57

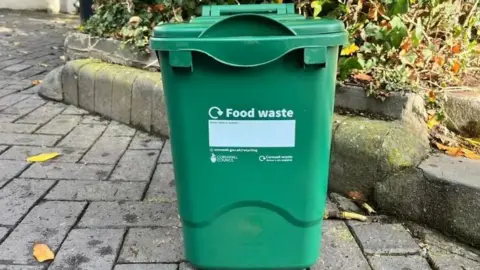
81;0;480;95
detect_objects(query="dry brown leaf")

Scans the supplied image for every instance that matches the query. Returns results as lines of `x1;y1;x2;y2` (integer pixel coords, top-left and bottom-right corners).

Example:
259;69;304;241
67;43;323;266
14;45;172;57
353;73;373;82
33;243;55;262
451;61;461;73
451;44;461;54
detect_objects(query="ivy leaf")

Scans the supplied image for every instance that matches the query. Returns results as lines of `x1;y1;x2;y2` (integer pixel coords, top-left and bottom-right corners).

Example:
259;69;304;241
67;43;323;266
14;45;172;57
338;57;363;80
386;17;408;48
311;1;324;17
388;0;409;16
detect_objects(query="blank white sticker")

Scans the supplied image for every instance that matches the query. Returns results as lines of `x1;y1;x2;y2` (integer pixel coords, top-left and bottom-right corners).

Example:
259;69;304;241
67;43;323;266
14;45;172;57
208;120;295;148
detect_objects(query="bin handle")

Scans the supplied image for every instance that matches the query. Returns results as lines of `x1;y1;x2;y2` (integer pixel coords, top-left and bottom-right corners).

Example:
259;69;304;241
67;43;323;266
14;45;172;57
201;3;295;16
165;14;329;69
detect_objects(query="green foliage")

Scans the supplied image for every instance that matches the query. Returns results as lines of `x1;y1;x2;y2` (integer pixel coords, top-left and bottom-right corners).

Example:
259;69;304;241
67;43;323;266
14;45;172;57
81;0;480;95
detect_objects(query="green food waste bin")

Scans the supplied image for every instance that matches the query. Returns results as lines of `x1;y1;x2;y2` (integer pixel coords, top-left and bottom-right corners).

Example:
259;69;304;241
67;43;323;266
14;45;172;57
150;3;347;269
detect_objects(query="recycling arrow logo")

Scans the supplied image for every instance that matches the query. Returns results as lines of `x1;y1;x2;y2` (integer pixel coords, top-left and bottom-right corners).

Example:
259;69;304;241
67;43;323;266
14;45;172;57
208;107;223;119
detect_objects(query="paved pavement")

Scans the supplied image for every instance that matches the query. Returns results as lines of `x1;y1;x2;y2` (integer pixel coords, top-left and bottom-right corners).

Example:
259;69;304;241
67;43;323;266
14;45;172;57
1;10;480;270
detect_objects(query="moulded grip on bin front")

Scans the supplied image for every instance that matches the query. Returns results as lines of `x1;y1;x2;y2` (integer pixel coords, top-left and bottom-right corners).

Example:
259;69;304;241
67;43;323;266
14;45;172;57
201;3;295;16
166;14;329;70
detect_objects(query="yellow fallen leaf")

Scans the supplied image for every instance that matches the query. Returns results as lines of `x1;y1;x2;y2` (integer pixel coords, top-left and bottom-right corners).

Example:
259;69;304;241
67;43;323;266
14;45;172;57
341;44;360;56
32;80;42;86
427;117;440;129
341;212;367;222
461;148;480;160
33;243;55;262
26;152;60;162
465;138;480;146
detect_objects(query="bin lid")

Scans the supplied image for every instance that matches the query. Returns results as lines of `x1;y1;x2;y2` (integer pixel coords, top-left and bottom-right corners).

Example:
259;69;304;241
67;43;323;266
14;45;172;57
151;4;346;41
151;4;347;67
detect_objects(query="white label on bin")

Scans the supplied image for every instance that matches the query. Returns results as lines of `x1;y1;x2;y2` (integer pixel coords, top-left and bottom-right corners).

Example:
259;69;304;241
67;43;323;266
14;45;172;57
208;120;296;147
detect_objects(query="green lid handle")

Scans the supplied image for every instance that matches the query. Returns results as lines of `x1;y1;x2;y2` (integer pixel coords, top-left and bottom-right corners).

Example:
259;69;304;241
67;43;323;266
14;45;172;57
202;3;295;16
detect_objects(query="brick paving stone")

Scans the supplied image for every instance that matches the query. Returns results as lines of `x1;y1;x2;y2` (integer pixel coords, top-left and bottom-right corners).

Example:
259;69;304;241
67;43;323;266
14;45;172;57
81;115;110;125
1;96;46;115
428;245;480;269
103;121;136;137
56;124;107;149
0;179;55;226
0;133;60;147
78;202;179;228
61;105;89;115
145;164;176;203
179;263;195;270
2;64;32;73
350;223;420;255
311;221;370;270
129;131;164;150
48;229;125;270
16;102;66;125
21;163;114;180
0;146;7;155
0;266;43;270
0;123;39;133
0;89;18;98
110;150;160;181
0;201;86;264
0;146;84;163
158;140;172;163
35;114;82;135
0;114;20;123
0;93;30;109
0;59;24;69
368;255;431;270
46;180;145;201
118;227;183;263
0;228;8;240
13;66;46;79
81;136;131;164
114;264;178;270
0;160;29;188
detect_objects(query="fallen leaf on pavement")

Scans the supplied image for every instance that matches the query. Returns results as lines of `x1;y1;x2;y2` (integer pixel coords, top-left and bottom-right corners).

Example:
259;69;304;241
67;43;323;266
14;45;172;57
33;243;55;262
427;116;440;129
27;152;60;162
32;80;42;86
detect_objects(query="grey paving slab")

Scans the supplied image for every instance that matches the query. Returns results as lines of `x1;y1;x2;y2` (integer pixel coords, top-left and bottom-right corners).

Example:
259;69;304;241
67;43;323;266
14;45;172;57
0;59;24;69
16;102;66;125
0;133;60;147
0;93;30;109
118;227;183;263
48;229;124;270
428;245;480;270
0;146;8;155
350;223;420;255
0;160;29;188
56;123;107;149
0;227;8;240
81;136;131;164
78;202;179;228
110;150;160;181
1;95;45;115
129;131;164;150
0;201;86;264
422;228;480;263
103;121;136;137
81;115;110;125
35;114;82;135
61;105;89;115
0;114;20;123
12;66;47;79
0;89;18;98
0;266;43;270
158;140;172;163
312;221;370;270
46;180;145;201
145;164;176;203
0;123;39;133
368;255;431;270
0;146;84;163
2;64;32;73
179;263;194;270
21;162;113;180
114;264;178;270
0;178;55;226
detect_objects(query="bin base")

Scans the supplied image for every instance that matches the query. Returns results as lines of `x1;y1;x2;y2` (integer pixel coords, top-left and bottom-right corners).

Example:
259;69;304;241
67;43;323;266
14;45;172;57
182;205;322;270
